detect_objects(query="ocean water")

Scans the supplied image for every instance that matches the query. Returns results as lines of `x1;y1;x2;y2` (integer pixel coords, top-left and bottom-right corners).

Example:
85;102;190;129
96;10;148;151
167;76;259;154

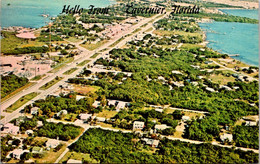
1;0;115;28
199;9;259;66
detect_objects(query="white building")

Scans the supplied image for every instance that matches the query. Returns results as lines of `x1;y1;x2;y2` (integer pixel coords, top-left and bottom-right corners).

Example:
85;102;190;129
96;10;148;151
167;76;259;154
182;116;190;122
46;139;60;148
30;107;39;115
2;123;20;135
155;108;163;113
79;113;92;120
133;121;145;130
220;133;233;142
67;159;82;164
154;124;170;131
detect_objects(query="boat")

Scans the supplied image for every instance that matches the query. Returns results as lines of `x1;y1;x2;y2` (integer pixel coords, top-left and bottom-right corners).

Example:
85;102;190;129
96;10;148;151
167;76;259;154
41;14;49;17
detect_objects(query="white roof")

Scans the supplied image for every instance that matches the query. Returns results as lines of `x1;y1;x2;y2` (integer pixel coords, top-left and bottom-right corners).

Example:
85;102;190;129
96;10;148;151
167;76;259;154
220;133;233;141
76;95;85;101
46;139;59;145
31;107;39;111
12;149;24;155
117;101;126;109
206;87;215;92
79;113;92;120
67;159;82;163
155;124;169;130
108;100;116;106
155;108;163;113
133;121;144;125
93;101;100;107
171;70;183;74
96;117;106;122
182;116;190;121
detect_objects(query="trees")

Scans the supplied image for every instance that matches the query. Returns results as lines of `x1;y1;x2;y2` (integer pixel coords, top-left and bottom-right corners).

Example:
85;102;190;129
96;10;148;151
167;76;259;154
1;73;28;98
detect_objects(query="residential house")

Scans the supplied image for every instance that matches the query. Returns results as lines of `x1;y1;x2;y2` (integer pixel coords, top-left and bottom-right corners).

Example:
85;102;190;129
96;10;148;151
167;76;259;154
220;133;233;143
133;121;145;131
182;116;190;122
116;101;127;112
67;159;82;164
12;149;29;160
37;121;43;128
154;124;170;131
31;107;39;115
76;95;85;101
96;117;106;122
46;139;60;149
142;138;160;148
25;130;33;136
108;100;117;106
93;101;101;108
155;108;163;113
245;121;258;126
2;123;20;135
79;113;92;121
32;147;43;154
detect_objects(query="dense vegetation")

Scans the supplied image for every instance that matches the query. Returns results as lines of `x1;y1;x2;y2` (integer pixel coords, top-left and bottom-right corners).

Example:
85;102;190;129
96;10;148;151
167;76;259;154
69;128;258;163
1;73;28;98
3;46;49;55
233;125;259;149
179;12;258;24
23;94;97;117
37;122;81;141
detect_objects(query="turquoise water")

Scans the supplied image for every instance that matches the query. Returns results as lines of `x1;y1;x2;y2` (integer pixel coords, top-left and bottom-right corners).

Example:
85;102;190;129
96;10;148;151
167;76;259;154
199;9;259;66
220;9;258;19
1;0;115;28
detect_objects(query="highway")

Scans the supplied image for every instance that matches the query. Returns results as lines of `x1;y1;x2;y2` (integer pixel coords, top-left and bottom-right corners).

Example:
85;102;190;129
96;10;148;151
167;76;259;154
0;13;168;125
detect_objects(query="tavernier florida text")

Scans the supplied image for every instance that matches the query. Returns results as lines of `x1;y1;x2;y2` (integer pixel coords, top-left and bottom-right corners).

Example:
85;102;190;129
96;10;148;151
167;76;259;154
60;4;200;15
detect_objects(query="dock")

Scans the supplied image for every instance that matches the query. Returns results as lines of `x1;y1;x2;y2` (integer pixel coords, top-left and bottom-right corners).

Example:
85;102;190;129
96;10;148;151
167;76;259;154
228;54;240;57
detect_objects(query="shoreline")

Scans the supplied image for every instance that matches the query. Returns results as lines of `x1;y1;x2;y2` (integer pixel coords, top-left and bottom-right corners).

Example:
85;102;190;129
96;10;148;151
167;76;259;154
200;27;258;67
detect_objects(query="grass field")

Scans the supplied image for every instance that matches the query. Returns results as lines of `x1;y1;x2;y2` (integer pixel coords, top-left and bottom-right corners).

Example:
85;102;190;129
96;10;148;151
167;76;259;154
1;82;36;103
209;74;236;85
73;85;100;94
39;77;64;90
33;143;67;163
63;68;78;75
31;74;46;81
80;40;108;51
77;60;91;66
5;92;39;113
48;57;74;73
59;151;98;163
66;37;83;43
90;53;100;59
109;37;124;47
145;27;153;32
96;110;118;118
153;30;202;37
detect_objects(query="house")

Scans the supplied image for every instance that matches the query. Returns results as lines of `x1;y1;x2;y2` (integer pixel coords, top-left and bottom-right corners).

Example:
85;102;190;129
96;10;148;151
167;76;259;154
12;149;29;160
46;139;60;148
76;95;85;101
133;121;145;131
67;159;82;164
93;101;101;108
108;100;117;106
96;117;106;122
25;130;33;135
245;121;257;126
142;138;160;148
2;123;20;135
32;147;43;154
220;133;233;143
205;87;215;92
116;101;127;112
30;107;39;115
155;108;163;113
79;113;92;121
182;116;190;122
37;121;43;127
57;110;68;117
154;124;170;131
